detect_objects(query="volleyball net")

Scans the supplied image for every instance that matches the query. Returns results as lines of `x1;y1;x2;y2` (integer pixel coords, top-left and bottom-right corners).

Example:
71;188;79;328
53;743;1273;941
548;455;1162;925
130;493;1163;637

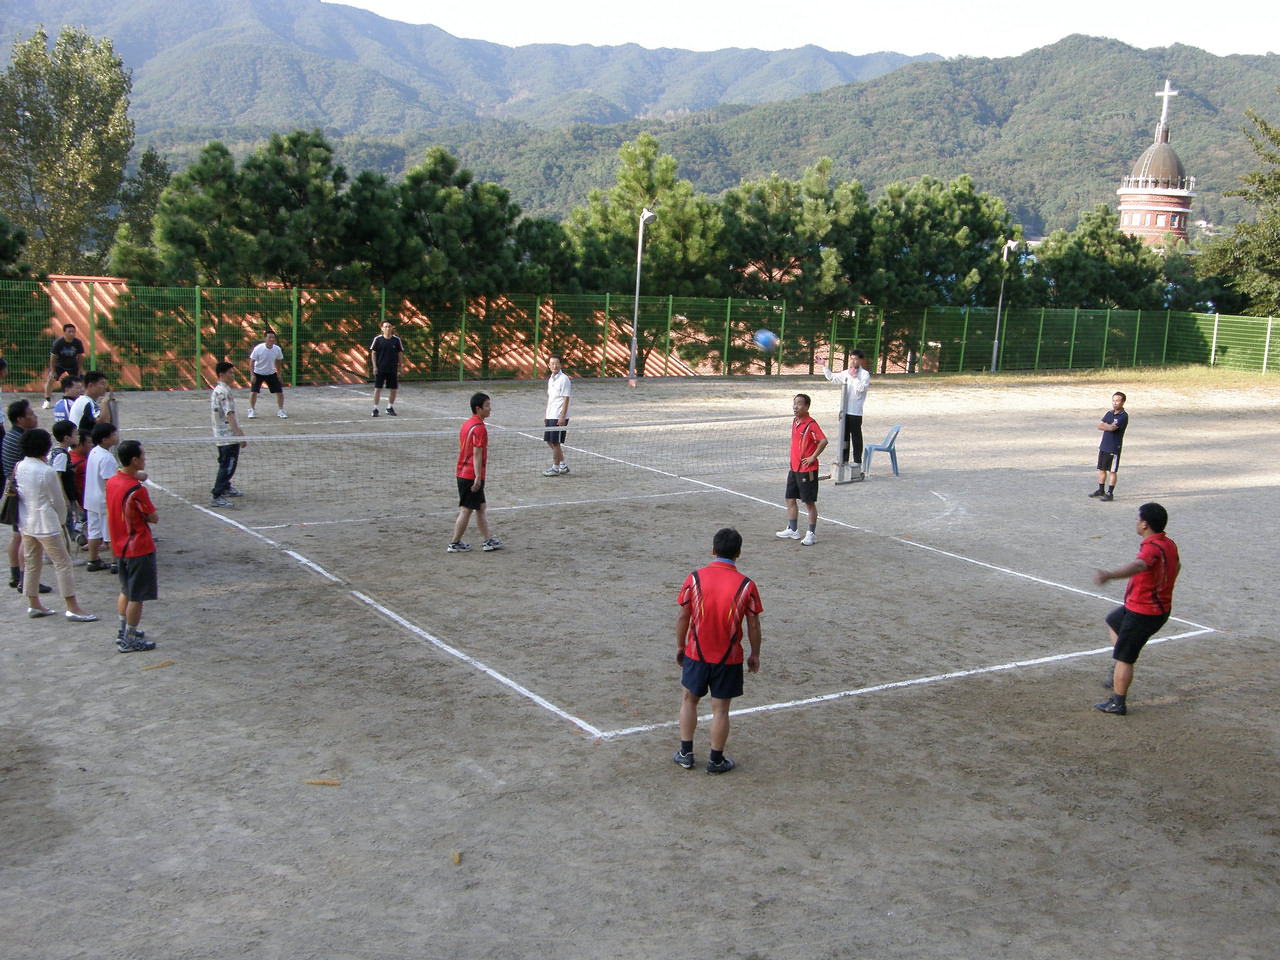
139;415;791;526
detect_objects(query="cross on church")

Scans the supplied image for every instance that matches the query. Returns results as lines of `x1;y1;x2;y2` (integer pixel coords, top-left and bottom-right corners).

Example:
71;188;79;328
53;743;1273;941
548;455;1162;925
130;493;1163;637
1156;78;1179;125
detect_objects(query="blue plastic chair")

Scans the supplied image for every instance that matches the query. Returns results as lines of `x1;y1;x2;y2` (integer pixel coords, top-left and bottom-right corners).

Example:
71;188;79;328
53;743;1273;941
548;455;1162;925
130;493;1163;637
862;425;901;477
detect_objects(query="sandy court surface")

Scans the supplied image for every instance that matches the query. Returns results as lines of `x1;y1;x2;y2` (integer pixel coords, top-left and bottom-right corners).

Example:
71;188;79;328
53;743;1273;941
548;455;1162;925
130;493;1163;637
2;370;1278;958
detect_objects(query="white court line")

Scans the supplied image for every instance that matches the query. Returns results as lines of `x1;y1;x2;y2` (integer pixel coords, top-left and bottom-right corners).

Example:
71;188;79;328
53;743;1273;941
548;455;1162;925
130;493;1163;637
153;445;1220;742
597;627;1216;740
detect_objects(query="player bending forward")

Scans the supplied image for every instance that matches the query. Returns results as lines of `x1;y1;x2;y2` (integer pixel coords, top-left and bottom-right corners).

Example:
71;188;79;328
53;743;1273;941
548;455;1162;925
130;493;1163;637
673;527;763;774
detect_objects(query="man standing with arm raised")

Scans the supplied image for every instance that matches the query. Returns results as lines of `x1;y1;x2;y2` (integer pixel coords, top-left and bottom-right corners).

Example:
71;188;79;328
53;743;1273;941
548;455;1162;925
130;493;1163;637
820;348;870;478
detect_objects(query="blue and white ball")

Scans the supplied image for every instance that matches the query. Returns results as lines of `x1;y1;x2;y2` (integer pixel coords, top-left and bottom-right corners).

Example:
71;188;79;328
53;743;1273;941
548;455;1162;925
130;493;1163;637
753;328;780;351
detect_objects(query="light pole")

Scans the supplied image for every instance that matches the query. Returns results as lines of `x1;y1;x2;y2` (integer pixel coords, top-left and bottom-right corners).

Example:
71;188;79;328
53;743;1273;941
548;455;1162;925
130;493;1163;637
990;239;1018;373
628;207;657;386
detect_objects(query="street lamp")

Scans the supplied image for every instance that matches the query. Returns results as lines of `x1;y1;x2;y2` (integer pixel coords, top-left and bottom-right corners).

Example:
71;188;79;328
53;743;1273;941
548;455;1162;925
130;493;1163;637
990;239;1018;373
628;207;657;386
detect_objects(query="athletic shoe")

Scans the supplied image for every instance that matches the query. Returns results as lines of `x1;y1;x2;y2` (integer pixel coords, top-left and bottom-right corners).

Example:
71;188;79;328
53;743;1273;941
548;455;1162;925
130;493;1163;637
1100;493;1114;502
41;398;51;409
1089;488;1105;498
557;464;569;474
65;611;98;622
542;466;560;476
801;531;817;546
706;756;736;775
447;541;471;553
277;409;288;419
86;558;113;572
226;486;243;497
116;625;145;642
775;528;803;540
117;636;157;653
209;496;232;507
672;750;695;769
1094;696;1126;715
27;607;55;618
247;408;257;419
372;408;379;417
482;537;504;552
386;406;396;416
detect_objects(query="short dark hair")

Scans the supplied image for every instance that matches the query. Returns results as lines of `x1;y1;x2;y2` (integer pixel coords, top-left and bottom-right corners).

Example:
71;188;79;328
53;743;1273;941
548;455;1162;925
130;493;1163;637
117;439;143;467
470;392;489;414
52;420;75;442
794;393;812;409
91;422;116;445
712;527;743;559
850;348;865;359
7;398;30;425
264;328;276;338
1113;391;1127;403
60;374;81;392
549;354;562;363
76;429;91;446
1138;502;1168;533
62;323;76;333
20;427;52;459
83;370;106;387
215;360;235;375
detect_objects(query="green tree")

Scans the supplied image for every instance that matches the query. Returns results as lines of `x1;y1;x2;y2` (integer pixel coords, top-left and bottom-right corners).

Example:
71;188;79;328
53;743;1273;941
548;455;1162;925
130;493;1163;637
1030;204;1164;310
0;27;133;273
1199;91;1280;316
114;148;172;248
0;214;32;278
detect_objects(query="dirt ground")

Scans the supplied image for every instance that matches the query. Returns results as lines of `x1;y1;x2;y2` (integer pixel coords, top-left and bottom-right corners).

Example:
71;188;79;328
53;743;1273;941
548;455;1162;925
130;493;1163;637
2;369;1277;959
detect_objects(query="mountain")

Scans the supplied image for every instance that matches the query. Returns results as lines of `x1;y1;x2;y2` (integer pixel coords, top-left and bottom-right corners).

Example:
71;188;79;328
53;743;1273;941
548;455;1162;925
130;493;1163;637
4;3;1277;235
1;0;937;134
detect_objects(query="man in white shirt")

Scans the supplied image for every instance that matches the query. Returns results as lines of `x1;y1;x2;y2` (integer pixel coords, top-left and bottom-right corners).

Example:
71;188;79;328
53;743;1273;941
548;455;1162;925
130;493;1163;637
542;355;571;476
247;329;287;419
820;349;870;477
83;422;119;572
68;371;113;432
210;361;247;507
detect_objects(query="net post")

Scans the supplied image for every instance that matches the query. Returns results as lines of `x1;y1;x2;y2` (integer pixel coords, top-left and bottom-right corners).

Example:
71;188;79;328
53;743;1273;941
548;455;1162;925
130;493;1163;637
599;293;609;378
531;295;542;379
777;300;787;375
458;306;468;382
194;285;203;388
958;306;969;372
290;286;299;387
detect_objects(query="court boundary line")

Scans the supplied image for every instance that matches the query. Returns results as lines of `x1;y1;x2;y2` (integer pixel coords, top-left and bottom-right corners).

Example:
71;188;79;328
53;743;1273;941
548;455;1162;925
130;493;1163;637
149;448;1219;743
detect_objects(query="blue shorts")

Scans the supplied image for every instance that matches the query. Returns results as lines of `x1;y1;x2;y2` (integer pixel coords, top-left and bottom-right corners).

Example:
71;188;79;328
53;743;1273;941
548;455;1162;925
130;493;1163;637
682;657;744;700
543;419;567;444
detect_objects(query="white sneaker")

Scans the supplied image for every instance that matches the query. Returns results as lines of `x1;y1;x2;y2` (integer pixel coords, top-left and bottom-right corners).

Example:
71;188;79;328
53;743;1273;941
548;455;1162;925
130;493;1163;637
776;528;802;540
557;464;570;474
276;409;288;419
542;466;560;476
247;408;257;419
41;399;51;409
801;531;817;546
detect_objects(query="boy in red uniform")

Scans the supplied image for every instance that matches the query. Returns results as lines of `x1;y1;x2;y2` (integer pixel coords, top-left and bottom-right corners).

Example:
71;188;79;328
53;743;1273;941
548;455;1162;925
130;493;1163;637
776;393;828;546
1092;502;1180;715
673;527;763;774
448;392;503;554
105;440;159;652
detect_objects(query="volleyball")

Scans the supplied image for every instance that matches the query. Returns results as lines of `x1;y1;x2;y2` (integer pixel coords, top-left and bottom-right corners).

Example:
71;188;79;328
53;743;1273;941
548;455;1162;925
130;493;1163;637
753;328;780;351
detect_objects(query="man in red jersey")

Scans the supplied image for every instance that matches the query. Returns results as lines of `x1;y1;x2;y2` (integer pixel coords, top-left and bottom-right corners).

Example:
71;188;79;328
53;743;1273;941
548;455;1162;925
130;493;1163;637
776;393;828;546
673;527;763;774
1092;502;1180;715
448;392;503;554
105;440;159;653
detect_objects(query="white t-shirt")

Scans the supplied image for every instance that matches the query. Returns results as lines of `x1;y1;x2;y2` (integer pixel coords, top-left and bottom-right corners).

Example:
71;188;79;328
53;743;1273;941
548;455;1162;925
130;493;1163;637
250;342;284;376
821;364;870;416
211;382;237;443
84;445;117;513
545;371;571;421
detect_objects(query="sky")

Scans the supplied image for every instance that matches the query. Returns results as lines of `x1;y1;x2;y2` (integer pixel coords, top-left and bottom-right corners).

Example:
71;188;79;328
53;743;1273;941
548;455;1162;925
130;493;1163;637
324;0;1273;59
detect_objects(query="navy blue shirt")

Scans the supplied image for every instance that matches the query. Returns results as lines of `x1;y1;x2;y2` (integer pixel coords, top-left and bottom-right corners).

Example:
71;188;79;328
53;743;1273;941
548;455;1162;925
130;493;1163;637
1099;409;1128;454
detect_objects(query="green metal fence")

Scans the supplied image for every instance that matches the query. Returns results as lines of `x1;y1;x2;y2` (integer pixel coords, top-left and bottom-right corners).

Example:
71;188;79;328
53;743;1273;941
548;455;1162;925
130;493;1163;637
0;279;1275;391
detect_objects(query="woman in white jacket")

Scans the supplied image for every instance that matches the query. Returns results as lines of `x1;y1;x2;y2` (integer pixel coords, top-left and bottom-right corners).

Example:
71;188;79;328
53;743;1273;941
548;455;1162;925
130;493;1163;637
16;428;97;621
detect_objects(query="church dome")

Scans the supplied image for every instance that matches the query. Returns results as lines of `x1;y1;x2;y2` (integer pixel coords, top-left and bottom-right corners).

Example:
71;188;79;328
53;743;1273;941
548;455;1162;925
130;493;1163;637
1123;131;1190;190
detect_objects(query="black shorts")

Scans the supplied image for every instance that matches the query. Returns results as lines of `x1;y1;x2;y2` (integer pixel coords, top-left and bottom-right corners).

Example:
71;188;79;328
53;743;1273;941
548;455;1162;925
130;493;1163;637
543;418;567;444
1105;605;1169;664
457;476;486;510
53;362;80;378
682;658;745;700
785;469;819;504
251;372;283;394
116;552;159;603
1097;450;1121;473
374;369;398;389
